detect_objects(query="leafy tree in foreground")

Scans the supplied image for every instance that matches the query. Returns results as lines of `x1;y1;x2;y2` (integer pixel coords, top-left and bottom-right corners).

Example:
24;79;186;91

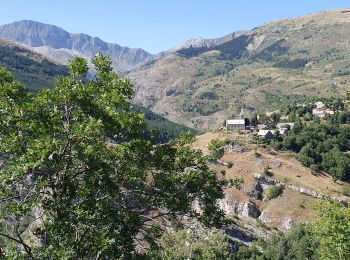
147;229;230;260
310;201;350;260
0;55;226;259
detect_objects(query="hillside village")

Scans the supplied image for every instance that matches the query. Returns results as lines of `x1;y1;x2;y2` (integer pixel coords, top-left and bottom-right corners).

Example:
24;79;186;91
2;4;350;259
226;100;342;139
188;97;350;249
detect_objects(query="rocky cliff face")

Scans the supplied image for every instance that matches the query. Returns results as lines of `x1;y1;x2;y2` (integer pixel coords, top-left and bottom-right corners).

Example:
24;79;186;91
0;20;155;72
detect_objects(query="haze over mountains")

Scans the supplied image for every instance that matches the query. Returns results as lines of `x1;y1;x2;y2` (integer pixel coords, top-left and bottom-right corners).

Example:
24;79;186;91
1;9;350;131
0;20;243;73
0;20;155;72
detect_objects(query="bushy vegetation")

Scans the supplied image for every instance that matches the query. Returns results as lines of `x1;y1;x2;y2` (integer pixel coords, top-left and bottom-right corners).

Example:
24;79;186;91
233;225;316;260
132;104;197;143
278;121;350;180
267;97;350;181
208;138;225;160
147;229;230;259
267;185;284;200
0;56;227;259
310;201;350;259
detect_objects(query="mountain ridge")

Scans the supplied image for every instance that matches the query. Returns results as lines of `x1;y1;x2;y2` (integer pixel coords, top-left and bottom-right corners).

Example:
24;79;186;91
0;20;155;72
0;20;246;73
128;8;350;130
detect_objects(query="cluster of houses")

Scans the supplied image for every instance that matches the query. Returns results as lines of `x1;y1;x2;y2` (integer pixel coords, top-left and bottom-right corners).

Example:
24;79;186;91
226;101;336;139
255;122;295;139
312;101;335;118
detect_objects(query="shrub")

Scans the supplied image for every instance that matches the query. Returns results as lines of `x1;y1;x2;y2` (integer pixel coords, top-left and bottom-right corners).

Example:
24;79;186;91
227;162;233;168
267;185;284;200
343;184;350;197
208;138;225;160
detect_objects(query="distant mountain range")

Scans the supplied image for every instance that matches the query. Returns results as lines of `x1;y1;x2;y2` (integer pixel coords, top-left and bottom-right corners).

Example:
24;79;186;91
0;38;195;142
1;9;350;131
0;20;155;72
0;20;242;73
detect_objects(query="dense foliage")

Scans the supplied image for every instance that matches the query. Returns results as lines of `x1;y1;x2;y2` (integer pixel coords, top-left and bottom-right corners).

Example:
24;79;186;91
147;229;230;259
0;55;226;259
265;97;350;181
132;104;197;143
310;201;350;260
208;138;225;161
233;225;317;260
277;121;350;180
266;185;284;200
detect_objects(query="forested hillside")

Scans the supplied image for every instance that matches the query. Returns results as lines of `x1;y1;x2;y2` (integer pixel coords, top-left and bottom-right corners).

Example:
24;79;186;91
0;39;68;91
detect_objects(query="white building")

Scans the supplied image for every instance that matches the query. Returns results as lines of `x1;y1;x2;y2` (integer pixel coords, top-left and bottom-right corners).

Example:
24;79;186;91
312;101;335;118
315;101;325;109
278;128;289;135
257;130;275;139
226;108;246;131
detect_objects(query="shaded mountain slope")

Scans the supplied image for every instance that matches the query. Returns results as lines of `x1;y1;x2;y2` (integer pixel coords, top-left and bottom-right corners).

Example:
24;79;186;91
0;39;68;91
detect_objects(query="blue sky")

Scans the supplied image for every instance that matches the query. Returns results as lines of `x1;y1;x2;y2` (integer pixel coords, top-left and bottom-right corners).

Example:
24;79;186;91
0;0;348;53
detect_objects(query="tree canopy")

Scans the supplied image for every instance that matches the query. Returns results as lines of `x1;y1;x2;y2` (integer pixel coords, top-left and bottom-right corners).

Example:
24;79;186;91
0;55;226;259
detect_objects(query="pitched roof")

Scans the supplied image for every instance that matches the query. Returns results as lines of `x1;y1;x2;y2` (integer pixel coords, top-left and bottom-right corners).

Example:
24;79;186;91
315;101;325;109
257;130;271;136
227;119;245;125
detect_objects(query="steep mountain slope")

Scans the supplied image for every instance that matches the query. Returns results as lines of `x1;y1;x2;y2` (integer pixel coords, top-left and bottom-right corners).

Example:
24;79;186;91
0;39;194;142
158;31;247;57
0;20;155;72
0;39;68;91
128;9;350;130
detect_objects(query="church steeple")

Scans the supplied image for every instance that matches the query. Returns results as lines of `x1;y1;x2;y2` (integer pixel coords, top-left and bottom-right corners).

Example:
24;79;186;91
239;107;245;120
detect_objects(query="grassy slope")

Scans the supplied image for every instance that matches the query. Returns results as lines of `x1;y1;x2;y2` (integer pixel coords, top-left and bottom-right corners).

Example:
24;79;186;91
193;131;348;230
128;9;350;131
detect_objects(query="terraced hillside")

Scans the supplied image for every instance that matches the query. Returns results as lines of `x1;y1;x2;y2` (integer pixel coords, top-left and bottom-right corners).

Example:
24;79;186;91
128;9;350;131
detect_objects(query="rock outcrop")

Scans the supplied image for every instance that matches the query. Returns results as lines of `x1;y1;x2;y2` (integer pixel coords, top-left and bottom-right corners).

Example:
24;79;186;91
253;173;349;206
219;198;261;219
